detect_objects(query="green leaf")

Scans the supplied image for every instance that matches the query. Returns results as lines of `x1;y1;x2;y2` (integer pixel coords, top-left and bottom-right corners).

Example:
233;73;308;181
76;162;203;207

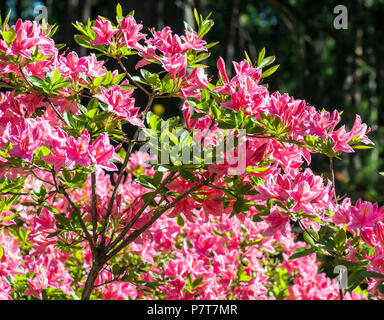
71;171;89;186
62;169;71;182
192;276;204;288
153;171;163;187
179;169;196;183
116;3;123;20
307;228;320;242
103;71;113;86
46;230;65;238
146;112;160;130
1;213;17;222
55;214;70;227
2;10;12;33
138;175;157;190
0;247;3;261
176;216;185;227
352;145;373;149
2;28;15;44
261;65;280;79
52;68;60;83
191;112;207;119
257;48;266;67
112;264;122;275
258;56;276;69
361;271;384;279
193;8;200;27
198;19;214;38
21;202;37;207
205;41;219;49
112;73;126;85
93;76;104;87
29;76;46;88
233;198;244;214
244;50;252;65
335;228;346;248
74;34;92;49
288;249;315;260
303;230;316;246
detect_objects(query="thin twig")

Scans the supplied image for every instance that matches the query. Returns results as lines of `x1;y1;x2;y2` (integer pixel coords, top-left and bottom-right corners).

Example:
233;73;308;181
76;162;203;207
0;192;30;196
329;157;338;204
100;95;154;247
117;58;151;96
60;186;97;254
106;178;209;259
106;171;177;252
91;172;98;243
92;271;128;288
45;97;66;123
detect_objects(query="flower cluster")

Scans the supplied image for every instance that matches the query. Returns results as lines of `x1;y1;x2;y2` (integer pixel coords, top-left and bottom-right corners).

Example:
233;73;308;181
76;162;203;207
0;6;381;301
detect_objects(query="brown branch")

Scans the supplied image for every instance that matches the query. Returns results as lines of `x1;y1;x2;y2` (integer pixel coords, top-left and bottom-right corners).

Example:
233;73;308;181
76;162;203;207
117;58;151;96
91;172;98;243
59;185;96;254
105;171;178;252
329;156;338;205
45;97;66;123
100;95;155;247
106;178;209;259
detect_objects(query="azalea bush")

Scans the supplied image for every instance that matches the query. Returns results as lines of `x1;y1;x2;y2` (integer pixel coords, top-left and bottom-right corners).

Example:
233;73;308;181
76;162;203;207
0;5;382;300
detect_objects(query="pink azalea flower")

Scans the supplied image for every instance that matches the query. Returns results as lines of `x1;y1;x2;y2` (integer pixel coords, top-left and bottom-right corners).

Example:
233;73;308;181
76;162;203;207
217;57;229;83
330;125;354;153
6;19;40;59
349;199;384;229
290;181;316;213
0;277;12;300
300;110;340;137
8;119;43;162
181;30;207;52
91;17;119;45
66;129;93;167
118;15;146;49
168;196;198;222
64;52;87;74
221;85;250;111
84;53;107;78
135;45;159;69
374;221;384;244
43;141;67;172
90;133;121;171
332;197;351;226
94;85;142;126
232;59;262;83
158;53;187;80
349;115;374;145
181;67;209;98
43;128;68;172
263;206;290;237
361;227;380;247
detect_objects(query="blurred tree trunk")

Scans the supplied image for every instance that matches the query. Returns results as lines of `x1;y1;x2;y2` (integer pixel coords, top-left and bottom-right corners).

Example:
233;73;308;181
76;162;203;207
236;4;245;63
15;0;22;19
63;0;79;50
1;1;7;18
193;0;206;16
79;0;92;56
225;0;241;73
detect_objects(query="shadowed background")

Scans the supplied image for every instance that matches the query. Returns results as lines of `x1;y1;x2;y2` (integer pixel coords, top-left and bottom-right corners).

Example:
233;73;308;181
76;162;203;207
2;0;384;203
